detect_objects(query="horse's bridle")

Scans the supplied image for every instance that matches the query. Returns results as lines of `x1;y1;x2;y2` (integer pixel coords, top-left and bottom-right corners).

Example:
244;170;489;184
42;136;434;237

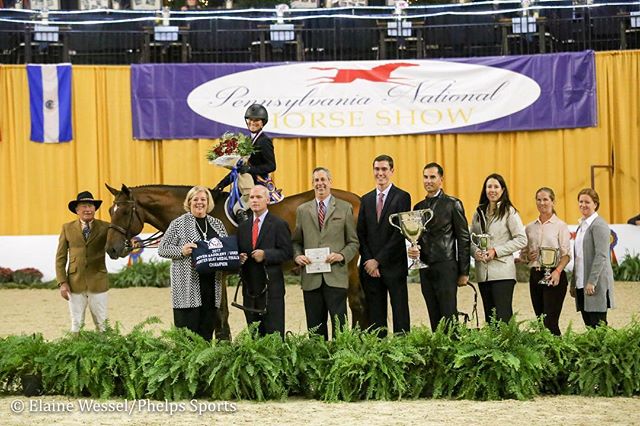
109;198;162;253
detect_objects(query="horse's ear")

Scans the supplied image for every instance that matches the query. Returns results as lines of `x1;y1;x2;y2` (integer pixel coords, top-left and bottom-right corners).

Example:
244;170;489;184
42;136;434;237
121;184;131;196
105;183;119;196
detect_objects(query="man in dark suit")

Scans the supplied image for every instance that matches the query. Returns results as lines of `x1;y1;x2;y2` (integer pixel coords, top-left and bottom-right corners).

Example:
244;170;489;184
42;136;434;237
293;167;359;340
237;185;292;337
357;155;412;336
55;191;110;333
408;163;470;331
215;103;276;223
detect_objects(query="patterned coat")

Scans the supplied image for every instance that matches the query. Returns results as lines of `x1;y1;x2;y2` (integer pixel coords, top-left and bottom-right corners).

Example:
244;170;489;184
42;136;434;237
158;213;228;309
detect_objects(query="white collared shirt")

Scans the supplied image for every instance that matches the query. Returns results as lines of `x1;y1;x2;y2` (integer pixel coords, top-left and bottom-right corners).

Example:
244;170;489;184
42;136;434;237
316;195;332;213
574;212;599;289
376;183;393;208
254;210;268;234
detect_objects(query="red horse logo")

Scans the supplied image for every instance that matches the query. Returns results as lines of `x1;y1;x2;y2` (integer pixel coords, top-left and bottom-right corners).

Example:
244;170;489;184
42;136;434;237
308;62;418;85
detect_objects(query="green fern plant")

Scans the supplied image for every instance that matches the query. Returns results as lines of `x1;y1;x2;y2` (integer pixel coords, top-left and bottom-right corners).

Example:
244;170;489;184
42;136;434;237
201;324;289;401
42;323;139;398
613;254;640;282
0;333;48;394
449;317;553;400
110;260;170;288
567;320;640;396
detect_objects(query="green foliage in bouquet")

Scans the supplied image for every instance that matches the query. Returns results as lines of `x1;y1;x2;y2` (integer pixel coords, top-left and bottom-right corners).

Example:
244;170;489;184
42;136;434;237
206;131;256;162
110;260;171;288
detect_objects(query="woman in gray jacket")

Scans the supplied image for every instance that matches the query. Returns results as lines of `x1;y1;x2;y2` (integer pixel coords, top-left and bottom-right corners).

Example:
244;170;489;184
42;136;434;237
471;174;527;324
570;188;615;327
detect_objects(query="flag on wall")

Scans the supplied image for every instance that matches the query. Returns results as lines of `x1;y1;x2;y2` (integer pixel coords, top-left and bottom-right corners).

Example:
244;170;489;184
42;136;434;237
27;64;73;143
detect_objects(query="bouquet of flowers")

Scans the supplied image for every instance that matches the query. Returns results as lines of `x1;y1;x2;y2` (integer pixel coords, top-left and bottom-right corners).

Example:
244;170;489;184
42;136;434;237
206;132;256;170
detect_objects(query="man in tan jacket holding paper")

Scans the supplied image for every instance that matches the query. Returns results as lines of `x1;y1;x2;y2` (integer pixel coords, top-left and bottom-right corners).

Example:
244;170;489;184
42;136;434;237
292;167;359;340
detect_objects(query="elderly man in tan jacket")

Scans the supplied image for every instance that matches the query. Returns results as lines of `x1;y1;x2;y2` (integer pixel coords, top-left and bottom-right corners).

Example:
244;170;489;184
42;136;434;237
56;191;110;332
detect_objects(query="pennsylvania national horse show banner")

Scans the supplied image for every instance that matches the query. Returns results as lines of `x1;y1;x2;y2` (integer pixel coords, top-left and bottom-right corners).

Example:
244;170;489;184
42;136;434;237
131;51;597;139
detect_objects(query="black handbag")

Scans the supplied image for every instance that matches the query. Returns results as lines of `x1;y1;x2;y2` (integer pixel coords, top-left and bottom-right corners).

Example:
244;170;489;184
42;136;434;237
191;237;241;273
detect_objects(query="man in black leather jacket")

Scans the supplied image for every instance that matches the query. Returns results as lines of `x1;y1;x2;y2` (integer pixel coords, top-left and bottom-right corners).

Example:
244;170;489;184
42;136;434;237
408;162;470;331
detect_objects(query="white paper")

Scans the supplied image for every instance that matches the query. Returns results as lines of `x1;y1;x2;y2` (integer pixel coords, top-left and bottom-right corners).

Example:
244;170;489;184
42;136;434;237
305;247;331;274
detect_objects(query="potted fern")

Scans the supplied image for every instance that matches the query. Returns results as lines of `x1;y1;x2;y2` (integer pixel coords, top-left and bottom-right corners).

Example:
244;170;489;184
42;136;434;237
0;334;48;396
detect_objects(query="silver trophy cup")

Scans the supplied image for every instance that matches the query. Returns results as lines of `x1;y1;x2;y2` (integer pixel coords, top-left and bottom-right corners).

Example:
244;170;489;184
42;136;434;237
389;208;435;270
538;247;559;286
471;233;491;258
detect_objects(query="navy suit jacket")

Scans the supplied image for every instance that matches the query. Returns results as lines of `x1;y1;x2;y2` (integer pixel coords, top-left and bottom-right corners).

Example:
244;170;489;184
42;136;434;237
357;184;411;277
237;211;292;297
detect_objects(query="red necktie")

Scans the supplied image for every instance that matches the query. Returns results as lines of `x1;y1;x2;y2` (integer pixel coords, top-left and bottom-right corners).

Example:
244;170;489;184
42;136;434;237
318;201;325;230
376;192;385;222
252;217;260;249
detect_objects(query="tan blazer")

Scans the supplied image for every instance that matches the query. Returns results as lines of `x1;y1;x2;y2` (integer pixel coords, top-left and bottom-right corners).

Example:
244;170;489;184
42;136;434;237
55;219;109;293
470;206;527;282
292;195;359;291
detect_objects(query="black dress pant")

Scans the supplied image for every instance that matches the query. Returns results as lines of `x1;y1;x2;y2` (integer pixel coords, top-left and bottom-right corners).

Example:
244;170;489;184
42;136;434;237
575;288;609;327
419;260;459;331
361;270;410;336
529;268;568;336
173;273;217;341
303;280;347;340
478;279;516;324
243;284;285;338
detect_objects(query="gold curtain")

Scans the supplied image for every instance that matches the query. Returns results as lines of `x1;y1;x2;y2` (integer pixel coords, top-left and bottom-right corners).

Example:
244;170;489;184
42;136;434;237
1;51;639;236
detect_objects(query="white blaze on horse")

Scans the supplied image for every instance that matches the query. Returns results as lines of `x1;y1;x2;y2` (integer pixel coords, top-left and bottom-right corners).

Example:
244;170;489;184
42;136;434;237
104;183;368;336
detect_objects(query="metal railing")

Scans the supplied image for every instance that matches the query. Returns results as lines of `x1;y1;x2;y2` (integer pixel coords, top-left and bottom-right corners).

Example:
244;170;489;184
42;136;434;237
1;2;639;63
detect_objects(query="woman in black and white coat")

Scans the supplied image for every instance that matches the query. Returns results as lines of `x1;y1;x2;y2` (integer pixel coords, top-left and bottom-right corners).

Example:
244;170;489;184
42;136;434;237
159;186;228;341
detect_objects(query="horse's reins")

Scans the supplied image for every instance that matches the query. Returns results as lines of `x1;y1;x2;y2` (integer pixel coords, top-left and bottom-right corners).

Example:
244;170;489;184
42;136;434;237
231;265;270;315
108;199;163;252
457;282;480;329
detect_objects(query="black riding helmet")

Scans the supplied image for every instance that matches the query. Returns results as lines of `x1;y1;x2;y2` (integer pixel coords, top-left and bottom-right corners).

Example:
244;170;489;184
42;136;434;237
244;104;268;125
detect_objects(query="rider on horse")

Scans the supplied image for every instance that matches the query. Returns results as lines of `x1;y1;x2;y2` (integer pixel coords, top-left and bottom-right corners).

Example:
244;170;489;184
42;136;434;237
214;104;276;224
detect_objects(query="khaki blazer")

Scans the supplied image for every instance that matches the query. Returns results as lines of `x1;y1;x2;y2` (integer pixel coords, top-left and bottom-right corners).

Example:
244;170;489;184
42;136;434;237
55;219;109;293
292;195;359;291
470;206;527;282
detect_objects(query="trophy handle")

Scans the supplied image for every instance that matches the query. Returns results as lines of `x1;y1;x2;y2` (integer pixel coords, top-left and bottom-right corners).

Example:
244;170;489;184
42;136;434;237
422;208;434;224
470;233;480;246
388;212;402;231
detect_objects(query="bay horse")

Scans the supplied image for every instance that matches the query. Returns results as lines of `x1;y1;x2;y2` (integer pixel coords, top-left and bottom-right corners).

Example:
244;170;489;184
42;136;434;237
104;183;367;339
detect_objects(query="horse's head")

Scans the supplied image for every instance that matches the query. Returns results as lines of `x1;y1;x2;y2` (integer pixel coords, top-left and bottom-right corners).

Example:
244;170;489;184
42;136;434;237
105;183;145;259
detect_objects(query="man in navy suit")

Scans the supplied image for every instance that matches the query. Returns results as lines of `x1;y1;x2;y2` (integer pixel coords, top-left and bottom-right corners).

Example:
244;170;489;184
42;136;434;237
357;155;412;336
237;185;292;337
